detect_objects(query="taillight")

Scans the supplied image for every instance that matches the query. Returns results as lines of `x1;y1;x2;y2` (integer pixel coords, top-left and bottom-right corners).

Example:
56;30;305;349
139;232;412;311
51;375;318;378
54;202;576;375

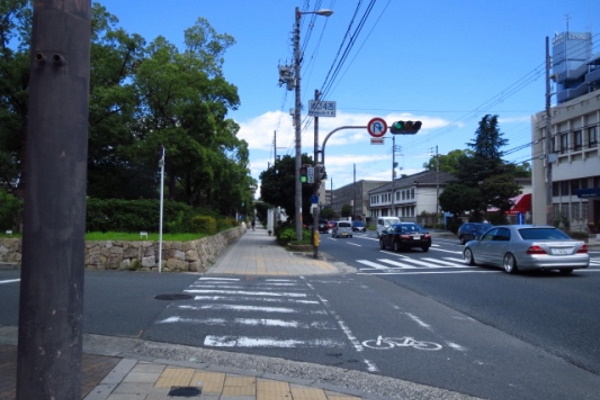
526;245;547;254
577;244;588;254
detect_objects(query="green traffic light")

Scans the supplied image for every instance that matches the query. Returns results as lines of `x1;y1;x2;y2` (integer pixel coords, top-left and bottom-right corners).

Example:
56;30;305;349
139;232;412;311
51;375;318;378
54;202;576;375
300;176;308;183
393;121;404;130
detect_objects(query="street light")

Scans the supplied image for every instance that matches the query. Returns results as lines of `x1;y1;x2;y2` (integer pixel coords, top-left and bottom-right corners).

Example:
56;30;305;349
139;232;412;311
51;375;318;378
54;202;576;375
293;6;333;240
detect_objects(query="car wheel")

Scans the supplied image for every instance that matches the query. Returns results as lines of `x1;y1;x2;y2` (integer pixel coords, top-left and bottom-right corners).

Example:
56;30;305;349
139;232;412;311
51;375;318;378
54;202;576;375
422;245;430;252
464;248;476;266
379;239;385;250
393;240;401;252
503;253;519;274
559;268;573;275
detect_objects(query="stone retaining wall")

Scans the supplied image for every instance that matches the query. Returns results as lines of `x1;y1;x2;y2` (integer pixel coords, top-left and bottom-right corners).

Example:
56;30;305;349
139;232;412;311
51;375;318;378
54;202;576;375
0;225;246;272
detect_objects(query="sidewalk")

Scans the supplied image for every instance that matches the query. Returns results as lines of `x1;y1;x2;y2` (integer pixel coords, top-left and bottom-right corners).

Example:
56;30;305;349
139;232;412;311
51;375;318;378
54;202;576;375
0;226;482;400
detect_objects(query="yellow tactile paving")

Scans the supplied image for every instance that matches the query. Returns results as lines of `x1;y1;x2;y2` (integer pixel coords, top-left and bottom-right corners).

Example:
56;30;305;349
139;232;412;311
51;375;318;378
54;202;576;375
154;367;195;387
257;379;292;400
290;385;329;400
222;375;257;396
191;371;226;394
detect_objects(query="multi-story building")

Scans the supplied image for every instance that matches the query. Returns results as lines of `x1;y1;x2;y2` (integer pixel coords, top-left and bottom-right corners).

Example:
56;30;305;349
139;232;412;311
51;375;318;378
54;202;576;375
329;180;387;221
531;31;600;233
368;170;455;225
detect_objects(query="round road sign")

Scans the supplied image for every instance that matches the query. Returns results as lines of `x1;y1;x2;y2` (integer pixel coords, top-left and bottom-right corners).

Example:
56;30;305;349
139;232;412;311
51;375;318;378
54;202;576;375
367;117;387;137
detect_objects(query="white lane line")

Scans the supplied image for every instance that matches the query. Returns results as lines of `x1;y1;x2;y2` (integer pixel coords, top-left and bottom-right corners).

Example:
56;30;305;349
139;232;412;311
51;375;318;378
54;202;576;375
0;279;20;285
404;312;433;331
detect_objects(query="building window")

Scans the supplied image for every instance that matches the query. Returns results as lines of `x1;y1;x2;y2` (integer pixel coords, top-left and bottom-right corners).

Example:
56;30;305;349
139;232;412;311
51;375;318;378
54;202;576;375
552;182;559;197
573;130;582;151
588;126;598;148
560;133;568;154
570;179;580;196
560;181;570;196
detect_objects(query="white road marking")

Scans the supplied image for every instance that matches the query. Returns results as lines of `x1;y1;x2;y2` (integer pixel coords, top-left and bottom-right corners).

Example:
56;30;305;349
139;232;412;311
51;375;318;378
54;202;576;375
0;279;20;285
184;289;307;298
203;336;344;348
357;259;389;270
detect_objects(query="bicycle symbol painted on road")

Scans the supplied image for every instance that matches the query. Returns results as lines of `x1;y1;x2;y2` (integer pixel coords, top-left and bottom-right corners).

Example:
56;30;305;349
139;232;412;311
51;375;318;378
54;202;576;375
362;335;442;351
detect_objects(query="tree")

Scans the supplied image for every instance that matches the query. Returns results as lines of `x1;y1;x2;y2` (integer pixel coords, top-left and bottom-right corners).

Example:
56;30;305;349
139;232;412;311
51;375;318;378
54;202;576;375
0;3;254;218
437;114;526;221
422;149;471;174
259;154;314;224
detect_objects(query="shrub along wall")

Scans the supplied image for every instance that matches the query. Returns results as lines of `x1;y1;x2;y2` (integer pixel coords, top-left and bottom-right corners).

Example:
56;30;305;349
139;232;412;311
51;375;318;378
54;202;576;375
0;225;245;272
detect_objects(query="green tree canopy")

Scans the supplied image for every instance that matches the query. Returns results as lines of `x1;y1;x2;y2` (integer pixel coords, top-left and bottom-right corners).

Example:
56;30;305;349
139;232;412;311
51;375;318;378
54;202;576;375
0;1;255;218
259;154;315;223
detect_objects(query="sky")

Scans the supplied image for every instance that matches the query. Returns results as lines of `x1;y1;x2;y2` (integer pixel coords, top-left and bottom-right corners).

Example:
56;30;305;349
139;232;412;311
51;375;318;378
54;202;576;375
97;0;600;198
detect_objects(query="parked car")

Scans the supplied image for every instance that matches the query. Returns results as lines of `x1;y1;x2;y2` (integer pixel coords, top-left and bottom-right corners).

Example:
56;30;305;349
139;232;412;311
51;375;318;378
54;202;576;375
352;220;366;232
457;222;493;245
379;223;431;252
463;225;590;274
376;216;401;238
331;221;353;238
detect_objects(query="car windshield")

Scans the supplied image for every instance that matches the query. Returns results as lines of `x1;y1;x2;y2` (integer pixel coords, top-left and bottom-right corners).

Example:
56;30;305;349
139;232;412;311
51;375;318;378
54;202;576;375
353;221;364;226
338;222;351;228
517;228;570;240
396;224;424;233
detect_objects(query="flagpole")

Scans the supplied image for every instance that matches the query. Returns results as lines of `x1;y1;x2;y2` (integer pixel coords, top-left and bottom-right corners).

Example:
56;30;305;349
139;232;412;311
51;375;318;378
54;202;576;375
158;145;165;273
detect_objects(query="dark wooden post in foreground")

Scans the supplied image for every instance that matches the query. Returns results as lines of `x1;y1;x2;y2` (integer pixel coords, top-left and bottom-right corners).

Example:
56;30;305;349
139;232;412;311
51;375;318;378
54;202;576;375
17;1;91;399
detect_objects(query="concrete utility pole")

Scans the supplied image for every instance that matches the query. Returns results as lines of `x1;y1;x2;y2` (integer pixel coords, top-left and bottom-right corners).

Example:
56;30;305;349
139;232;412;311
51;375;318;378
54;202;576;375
17;1;91;399
293;7;303;240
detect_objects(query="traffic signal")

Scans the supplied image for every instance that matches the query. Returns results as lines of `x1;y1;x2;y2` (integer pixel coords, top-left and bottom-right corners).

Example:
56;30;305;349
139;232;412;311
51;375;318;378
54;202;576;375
299;165;308;183
390;120;422;134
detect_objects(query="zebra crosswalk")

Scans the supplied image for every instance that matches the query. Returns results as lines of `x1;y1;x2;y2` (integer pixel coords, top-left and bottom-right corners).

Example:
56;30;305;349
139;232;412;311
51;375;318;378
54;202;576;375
148;276;350;350
356;255;473;273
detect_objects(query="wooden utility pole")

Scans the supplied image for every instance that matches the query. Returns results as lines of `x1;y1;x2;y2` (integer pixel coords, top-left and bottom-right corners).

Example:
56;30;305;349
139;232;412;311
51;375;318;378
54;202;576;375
17;1;91;399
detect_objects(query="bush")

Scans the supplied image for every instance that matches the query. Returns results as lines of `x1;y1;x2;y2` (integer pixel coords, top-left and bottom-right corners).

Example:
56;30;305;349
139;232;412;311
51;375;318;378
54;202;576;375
0;190;22;232
567;231;589;240
190;215;217;234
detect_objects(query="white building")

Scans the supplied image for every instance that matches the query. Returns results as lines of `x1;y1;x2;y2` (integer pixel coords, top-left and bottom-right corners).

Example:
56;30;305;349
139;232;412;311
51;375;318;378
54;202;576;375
368;170;455;224
531;31;600;233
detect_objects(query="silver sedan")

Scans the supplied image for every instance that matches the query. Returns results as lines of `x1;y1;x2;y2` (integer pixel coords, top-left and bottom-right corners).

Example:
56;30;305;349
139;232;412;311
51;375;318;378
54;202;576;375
463;225;590;274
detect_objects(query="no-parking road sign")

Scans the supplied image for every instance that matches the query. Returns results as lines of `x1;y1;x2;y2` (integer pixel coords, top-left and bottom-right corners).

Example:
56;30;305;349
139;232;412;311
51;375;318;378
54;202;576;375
367;117;387;137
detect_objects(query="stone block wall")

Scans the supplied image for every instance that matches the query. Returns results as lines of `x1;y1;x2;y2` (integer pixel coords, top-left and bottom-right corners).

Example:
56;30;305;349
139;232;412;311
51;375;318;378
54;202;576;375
0;225;245;272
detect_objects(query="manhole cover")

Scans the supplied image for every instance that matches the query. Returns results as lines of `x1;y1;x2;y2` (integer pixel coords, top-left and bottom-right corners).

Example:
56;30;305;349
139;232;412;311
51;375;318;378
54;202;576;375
168;386;202;397
155;293;193;300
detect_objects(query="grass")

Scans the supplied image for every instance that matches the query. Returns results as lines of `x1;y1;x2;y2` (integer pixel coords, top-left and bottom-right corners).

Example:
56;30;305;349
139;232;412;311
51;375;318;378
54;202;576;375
0;231;208;241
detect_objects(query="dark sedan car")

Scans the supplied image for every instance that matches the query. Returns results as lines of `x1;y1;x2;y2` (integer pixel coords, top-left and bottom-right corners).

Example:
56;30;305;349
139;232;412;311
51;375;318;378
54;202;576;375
457;222;493;245
379;223;431;252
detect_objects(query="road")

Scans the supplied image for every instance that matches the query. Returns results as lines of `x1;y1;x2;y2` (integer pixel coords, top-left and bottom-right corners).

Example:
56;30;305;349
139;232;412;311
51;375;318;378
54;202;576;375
1;231;599;400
